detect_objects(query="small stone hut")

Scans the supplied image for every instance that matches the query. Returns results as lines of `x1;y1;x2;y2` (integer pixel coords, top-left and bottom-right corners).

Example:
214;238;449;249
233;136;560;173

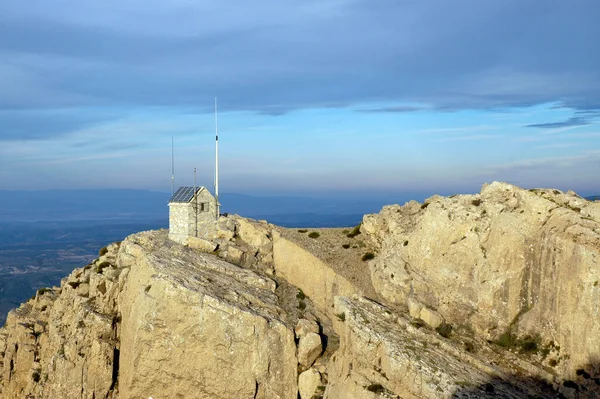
168;186;218;244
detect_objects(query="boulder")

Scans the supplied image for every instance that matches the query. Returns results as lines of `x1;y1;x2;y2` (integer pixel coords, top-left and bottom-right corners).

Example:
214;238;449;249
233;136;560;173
295;319;319;339
187;236;217;253
298;332;322;368
298;368;322;399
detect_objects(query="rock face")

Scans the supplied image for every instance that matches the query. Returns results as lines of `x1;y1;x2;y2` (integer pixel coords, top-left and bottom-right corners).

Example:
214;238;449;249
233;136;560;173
2;182;600;398
0;231;297;398
326;296;558;399
363;182;600;376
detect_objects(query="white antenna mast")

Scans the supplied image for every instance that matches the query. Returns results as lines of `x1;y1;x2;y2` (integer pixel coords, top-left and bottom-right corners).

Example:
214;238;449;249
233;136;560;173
171;136;175;195
214;97;220;220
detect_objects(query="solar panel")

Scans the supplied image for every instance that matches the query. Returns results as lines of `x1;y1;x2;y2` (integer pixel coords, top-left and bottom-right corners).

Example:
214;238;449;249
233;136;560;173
169;186;200;203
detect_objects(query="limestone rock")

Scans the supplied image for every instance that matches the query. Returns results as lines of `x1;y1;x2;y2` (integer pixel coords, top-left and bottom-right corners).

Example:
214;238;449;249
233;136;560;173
295;318;320;339
226;245;244;264
298;332;322;368
234;216;272;249
326;296;558;399
298;368;322;399
362;181;600;375
419;306;444;329
0;231;297;399
187;236;218;252
273;230;359;317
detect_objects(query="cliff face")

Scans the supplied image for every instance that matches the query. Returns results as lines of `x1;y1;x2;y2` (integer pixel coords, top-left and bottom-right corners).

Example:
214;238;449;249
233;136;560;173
363;182;600;376
0;231;298;398
1;182;599;399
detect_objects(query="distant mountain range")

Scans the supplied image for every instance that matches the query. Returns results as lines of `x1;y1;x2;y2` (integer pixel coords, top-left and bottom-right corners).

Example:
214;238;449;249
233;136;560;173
586;195;600;201
0;189;427;226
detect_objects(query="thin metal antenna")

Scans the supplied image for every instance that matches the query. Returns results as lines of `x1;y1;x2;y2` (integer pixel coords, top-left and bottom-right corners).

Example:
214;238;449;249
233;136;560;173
193;167;197;237
171;136;175;195
214;97;220;220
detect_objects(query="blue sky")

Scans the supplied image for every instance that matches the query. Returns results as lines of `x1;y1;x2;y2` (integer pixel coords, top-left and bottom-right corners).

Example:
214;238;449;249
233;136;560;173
1;0;599;196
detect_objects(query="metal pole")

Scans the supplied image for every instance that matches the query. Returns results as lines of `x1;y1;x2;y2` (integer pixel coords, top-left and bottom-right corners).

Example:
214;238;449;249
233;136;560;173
194;168;197;237
171;136;175;195
214;98;219;219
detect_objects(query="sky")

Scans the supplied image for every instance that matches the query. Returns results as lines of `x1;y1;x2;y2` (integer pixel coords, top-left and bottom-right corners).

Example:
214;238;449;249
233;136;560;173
1;0;599;197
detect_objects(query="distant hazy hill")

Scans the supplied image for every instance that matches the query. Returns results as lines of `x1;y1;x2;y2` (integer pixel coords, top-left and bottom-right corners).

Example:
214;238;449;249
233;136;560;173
0;190;170;222
0;190;426;226
586;195;600;201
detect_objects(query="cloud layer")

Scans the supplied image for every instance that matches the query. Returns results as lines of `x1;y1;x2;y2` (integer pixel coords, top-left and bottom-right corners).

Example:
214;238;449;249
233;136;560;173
1;0;599;117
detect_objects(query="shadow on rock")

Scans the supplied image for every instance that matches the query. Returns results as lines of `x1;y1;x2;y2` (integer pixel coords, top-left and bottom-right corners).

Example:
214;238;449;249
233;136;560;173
452;363;600;399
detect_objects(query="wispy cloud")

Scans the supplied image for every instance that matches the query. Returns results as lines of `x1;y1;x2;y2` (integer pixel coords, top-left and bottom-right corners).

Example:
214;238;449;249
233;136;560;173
436;134;501;142
417;125;498;135
535;143;579;149
524;116;592;129
357;105;427;113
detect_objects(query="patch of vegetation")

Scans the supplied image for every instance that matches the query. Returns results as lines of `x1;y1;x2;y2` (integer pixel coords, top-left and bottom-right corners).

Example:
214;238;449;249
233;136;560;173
298;300;306;310
471;199;482;206
342;244;351;249
95;261;112;274
296;289;306;300
403;240;409;246
298;229;308;233
67;281;81;289
519;335;540;353
308;231;320;238
594;281;598;287
361;252;375;261
436;323;453;338
346;224;361;238
495;331;541;354
342;229;349;234
32;371;41;383
366;383;385;393
99;246;109;256
36;287;52;296
336;312;346;322
549;359;558;367
420;202;430;209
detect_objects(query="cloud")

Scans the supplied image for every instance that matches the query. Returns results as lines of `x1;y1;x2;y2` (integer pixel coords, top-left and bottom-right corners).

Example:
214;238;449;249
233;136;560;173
0;109;119;141
524;116;593;129
0;0;598;114
357;105;427;113
436;134;501;142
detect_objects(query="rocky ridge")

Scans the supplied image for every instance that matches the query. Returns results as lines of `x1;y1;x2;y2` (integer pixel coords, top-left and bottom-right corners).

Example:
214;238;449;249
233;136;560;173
0;182;599;398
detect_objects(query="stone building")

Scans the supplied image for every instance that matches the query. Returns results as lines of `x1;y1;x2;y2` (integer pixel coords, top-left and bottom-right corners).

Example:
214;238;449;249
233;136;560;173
168;186;218;244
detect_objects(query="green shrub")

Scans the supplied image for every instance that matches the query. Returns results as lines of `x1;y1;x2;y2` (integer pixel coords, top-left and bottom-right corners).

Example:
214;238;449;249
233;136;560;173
99;246;108;256
336;312;346;322
95;261;112;274
298;229;308;233
341;229;349;234
342;244;351;249
366;384;385;393
496;332;517;348
518;335;540;353
298;301;306;310
436;323;453;338
308;232;320;238
361;252;375;261
346;224;361;238
36;287;52;296
296;289;306;300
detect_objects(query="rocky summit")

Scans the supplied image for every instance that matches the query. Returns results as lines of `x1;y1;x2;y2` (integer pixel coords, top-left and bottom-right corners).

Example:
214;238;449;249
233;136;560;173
1;182;599;398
